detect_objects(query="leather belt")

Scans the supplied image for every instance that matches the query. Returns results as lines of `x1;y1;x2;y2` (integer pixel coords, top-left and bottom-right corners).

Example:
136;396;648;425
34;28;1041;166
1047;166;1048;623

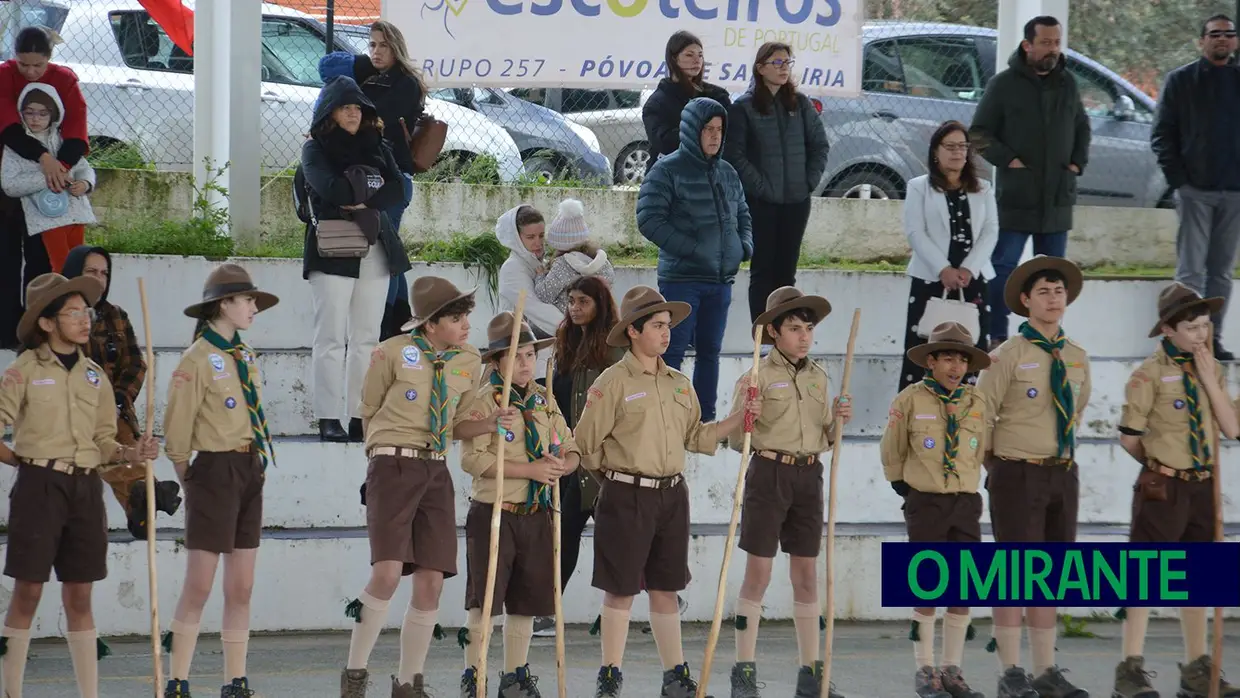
232;443;255;454
367;445;445;461
1147;458;1212;482
498;502;544;515
999;455;1073;468
755;450;818;466
604;470;682;490
19;458;93;475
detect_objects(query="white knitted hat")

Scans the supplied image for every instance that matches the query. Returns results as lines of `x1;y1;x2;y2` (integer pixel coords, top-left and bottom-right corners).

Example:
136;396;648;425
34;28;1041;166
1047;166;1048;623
546;199;590;251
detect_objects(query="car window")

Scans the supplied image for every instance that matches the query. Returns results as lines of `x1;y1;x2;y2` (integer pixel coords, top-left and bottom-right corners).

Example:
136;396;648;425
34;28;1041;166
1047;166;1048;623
613;90;642;108
430;88;466;107
509;87;546;106
337;30;369;55
561;89;612;113
863;40;904;94
262;19;326;87
110;11;182;73
1066;60;1119;118
896;37;983;101
0;2;68;61
475;88;506;106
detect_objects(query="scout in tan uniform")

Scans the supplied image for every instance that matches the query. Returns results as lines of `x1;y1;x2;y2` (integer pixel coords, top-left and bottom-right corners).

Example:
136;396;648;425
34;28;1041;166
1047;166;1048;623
341;276;504;698
161;264;280;698
724;287;852;698
458;312;580;698
1112;284;1240;698
975;256;1091;698
881;322;991;698
0;273;158;698
574;285;760;698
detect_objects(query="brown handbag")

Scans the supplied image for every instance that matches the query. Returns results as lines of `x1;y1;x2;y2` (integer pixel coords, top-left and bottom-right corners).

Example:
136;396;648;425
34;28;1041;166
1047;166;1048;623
306;188;370;259
400;114;448;173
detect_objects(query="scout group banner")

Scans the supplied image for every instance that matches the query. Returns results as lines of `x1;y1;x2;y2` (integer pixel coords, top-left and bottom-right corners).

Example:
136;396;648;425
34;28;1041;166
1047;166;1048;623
381;0;864;96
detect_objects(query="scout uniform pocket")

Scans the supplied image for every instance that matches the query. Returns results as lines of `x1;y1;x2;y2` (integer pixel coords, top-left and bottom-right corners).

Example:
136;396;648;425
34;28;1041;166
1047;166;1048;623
1135;469;1168;502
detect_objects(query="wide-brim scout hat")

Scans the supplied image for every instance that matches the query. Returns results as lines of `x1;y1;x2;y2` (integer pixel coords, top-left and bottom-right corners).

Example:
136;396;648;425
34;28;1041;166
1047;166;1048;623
906;321;991;372
17;273;104;346
183;263;279;319
606;285;691;348
480;311;555;361
402;276;478;332
753;286;831;345
1003;255;1083;318
1148;282;1224;338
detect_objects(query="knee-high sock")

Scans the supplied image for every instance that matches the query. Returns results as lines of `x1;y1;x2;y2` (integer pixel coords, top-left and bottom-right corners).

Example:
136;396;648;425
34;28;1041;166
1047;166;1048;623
66;629;99;698
1029;626;1057;675
504;615;535;673
2;626;31;698
734;598;762;663
1180;607;1208;662
1121;607;1151;659
793;602;820;668
941;613;970;668
346;591;391;671
649;611;684;670
600;606;631;669
993;625;1023;670
912;612;936;670
169;619;201;681
221;628;249;681
397;606;437;684
465;609;485;670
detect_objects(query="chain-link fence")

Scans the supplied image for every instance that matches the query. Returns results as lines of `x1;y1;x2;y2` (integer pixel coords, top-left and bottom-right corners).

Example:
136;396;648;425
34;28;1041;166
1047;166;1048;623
25;0;1237;207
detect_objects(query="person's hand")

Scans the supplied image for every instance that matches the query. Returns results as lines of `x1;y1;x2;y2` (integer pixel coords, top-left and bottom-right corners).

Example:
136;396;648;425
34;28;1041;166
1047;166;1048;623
529;453;565;485
1067;163;1080;174
744;391;763;421
834;394;853;425
174;461;188;486
494;407;520;432
68;180;89;197
956;268;973;287
39;153;69;192
1009;158;1025;169
130;433;159;463
939;266;959;290
1194;343;1217;382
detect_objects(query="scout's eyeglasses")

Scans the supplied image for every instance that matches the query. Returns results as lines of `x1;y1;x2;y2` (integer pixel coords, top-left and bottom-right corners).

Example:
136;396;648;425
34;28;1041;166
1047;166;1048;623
58;308;97;323
764;58;795;68
939;143;971;153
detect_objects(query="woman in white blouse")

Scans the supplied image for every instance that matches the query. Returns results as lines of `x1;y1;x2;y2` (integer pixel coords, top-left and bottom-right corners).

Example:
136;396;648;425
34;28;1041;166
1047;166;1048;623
899;121;999;391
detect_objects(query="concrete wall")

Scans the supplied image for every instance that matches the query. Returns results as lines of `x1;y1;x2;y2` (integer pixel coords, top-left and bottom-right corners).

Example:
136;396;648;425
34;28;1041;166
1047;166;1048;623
89;170;1182;266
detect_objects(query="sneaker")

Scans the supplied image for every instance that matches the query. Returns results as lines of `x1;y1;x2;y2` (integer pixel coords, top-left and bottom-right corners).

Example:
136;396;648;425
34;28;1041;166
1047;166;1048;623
221;677;255;698
794;662;844;698
938;666;983;698
498;665;542;698
915;666;951;698
1180;654;1240;697
661;663;707;698
595;665;623;698
391;674;429;698
1029;666;1088;698
532;616;556;638
165;679;191;698
460;667;477;698
1112;656;1158;698
341;668;369;698
729;662;761;698
996;667;1038;698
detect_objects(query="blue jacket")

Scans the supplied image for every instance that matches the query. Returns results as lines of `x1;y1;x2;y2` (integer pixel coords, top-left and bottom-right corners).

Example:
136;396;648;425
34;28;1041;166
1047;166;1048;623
637;97;753;285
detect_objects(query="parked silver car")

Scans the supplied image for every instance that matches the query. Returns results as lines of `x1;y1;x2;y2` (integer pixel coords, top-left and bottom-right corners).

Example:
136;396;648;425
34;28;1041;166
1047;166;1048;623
510;87;653;185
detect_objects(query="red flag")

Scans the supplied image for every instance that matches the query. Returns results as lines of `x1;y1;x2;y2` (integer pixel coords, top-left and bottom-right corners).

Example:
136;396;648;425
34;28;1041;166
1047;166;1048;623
139;0;194;56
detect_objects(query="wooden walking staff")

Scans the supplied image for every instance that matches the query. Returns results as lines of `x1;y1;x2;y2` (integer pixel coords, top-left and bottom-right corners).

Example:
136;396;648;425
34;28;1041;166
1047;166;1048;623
821;309;861;698
1207;323;1225;698
543;356;568;698
476;291;530;698
137;279;164;695
695;324;765;698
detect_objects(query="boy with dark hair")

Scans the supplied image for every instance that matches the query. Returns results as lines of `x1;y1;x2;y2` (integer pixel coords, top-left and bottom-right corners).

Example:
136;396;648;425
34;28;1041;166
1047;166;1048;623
882;322;991;698
975;256;1091;698
1112;283;1240;698
725;286;851;698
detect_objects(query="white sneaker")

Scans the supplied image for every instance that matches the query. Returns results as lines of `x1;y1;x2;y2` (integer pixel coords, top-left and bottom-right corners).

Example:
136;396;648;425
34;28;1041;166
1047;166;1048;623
532;616;556;637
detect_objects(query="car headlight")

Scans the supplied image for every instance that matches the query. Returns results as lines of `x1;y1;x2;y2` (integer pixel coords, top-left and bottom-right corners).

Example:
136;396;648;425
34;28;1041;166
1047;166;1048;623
566;120;602;154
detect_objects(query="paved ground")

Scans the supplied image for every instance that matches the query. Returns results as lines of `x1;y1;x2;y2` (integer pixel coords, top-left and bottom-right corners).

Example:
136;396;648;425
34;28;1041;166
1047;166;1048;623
17;619;1239;697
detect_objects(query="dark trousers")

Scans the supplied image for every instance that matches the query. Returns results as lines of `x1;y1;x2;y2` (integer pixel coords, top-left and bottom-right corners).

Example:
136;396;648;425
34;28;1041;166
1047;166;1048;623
987;230;1068;340
660;280;731;422
746;197;813;322
0;200;50;348
558;473;594;591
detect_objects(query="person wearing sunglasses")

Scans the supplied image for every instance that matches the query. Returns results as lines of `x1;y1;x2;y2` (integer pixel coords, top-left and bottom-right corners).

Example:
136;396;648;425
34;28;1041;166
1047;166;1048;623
1151;13;1240;362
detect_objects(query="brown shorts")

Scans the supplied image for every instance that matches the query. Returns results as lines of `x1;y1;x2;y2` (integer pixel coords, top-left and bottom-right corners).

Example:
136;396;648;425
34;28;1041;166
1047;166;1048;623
1129;468;1215;543
985;456;1079;542
739;455;823;558
365;455;457;578
592;476;691;596
904;490;983;542
463;501;555;617
5;463;107;583
184;449;264;554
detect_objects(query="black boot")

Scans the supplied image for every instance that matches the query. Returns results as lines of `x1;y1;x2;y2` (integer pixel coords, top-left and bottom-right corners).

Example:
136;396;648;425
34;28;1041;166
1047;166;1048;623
319;419;349;442
155;480;183;515
348;418;364;442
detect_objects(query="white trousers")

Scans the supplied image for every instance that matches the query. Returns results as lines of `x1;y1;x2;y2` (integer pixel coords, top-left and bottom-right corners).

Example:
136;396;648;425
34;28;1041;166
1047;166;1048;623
308;244;389;421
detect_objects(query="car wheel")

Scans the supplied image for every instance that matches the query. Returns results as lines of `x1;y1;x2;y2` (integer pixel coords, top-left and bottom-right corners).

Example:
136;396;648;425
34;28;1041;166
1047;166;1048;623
614;143;650;185
523;155;568;183
827;170;901;200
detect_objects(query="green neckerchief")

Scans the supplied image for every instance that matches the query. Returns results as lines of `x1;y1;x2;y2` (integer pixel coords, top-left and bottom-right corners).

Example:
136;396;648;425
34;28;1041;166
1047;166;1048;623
488;370;552;509
1018;321;1075;461
409;331;460;453
1162;337;1212;471
200;326;274;471
923;377;965;483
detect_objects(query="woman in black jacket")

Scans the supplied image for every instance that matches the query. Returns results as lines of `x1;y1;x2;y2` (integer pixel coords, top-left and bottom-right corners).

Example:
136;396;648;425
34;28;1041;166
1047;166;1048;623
641;30;732;174
302;75;412;443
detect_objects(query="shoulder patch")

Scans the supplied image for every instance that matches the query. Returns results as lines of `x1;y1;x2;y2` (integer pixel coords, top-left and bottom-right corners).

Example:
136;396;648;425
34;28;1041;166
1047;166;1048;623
171;369;193;389
1;367;21;388
1131;370;1151;383
588;387;604;399
370;347;386;367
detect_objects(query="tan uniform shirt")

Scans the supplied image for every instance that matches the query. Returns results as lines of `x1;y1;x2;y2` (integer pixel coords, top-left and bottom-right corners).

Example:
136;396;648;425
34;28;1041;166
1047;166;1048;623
1121;346;1224;471
164;338;261;464
976;335;1091;460
574;351;720;478
0;346;123;468
360;335;481;452
725;349;834;455
880;382;987;494
461;381;580;503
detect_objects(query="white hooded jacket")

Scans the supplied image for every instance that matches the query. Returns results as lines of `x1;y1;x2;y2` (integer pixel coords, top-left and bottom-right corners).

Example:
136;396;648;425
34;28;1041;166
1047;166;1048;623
495;204;564;337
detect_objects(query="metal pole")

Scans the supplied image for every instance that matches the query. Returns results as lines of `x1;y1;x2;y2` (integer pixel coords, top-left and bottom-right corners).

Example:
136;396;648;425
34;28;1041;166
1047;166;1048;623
325;0;336;53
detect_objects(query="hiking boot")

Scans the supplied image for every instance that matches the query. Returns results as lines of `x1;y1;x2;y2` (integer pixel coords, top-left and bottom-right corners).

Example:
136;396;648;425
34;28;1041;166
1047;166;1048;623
661;663;707;698
391;674;429;698
1113;656;1158;698
594;665;623;698
221;677;255;698
996;667;1038;698
729;662;761;698
795;662;844;698
916;666;951;698
1179;654;1240;697
460;667;477;698
341;668;369;698
165;679;191;698
532;616;556;638
498;665;542;698
1030;666;1088;698
939;666;983;698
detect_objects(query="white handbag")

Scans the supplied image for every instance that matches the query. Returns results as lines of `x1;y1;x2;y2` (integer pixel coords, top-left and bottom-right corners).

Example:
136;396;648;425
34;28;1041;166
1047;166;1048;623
917;288;980;342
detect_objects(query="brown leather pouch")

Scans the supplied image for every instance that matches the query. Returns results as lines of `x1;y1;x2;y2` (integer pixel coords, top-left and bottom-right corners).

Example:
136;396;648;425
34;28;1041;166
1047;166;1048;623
1136;468;1168;502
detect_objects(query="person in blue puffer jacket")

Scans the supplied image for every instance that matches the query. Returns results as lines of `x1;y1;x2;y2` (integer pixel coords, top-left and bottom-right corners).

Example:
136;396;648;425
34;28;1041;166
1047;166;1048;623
637;96;753;421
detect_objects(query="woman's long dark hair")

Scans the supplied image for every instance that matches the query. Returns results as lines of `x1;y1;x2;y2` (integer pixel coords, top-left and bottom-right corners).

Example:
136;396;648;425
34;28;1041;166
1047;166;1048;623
665;31;704;96
192;301;221;342
553;276;619;373
751;42;799;115
927;120;981;193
